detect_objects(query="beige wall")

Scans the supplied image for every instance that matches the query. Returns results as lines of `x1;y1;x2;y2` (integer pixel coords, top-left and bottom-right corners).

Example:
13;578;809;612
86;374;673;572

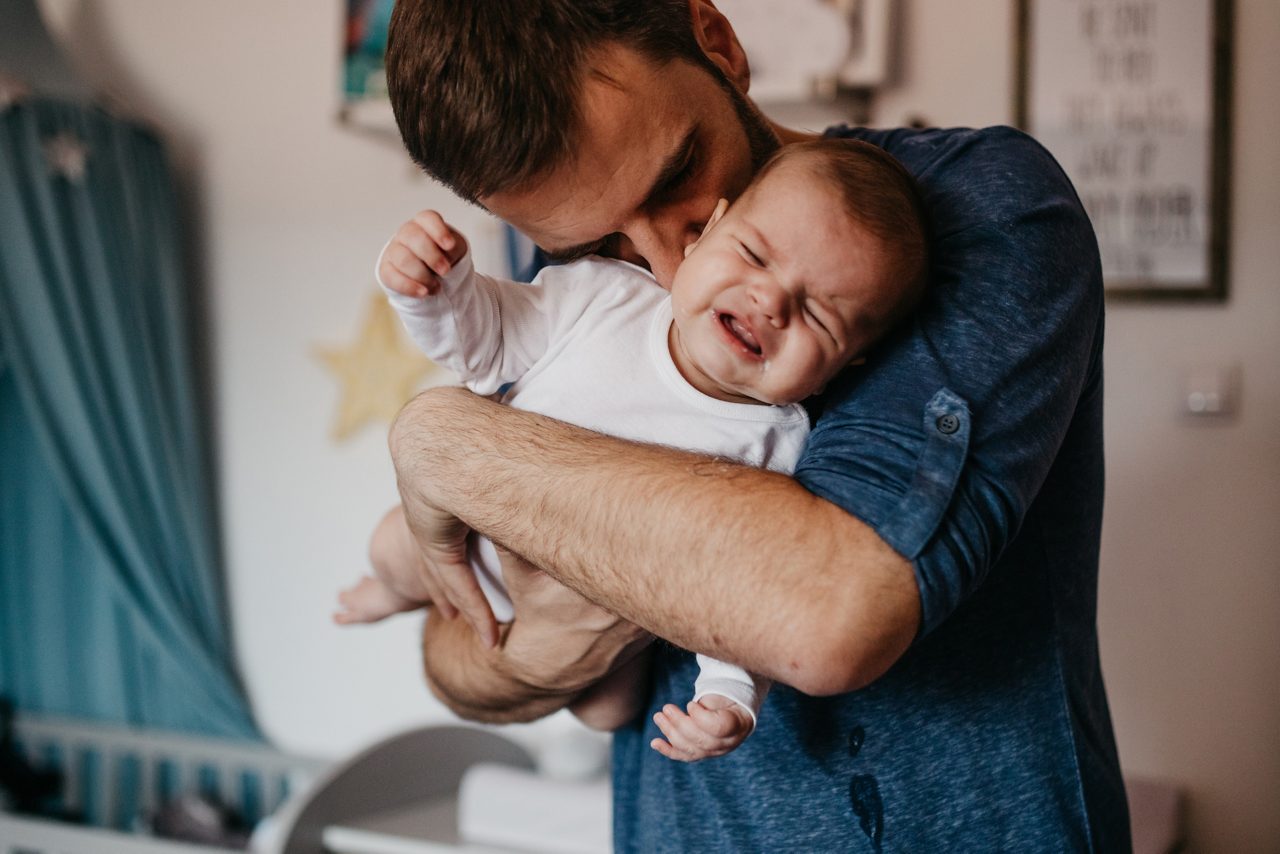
36;1;1280;850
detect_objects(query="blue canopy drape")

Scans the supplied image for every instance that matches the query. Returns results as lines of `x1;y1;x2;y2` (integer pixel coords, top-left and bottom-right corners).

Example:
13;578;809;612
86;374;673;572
0;97;257;738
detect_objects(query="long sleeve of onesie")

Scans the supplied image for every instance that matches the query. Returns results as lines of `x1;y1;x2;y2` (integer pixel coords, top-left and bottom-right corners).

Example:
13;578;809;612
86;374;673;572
378;249;555;394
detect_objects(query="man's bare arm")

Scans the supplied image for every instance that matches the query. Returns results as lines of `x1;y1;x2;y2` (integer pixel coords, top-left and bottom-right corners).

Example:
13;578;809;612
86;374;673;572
393;387;920;698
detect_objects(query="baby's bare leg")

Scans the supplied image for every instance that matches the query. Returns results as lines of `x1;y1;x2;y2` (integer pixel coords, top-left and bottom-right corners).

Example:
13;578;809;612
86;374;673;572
334;507;434;625
368;505;433;602
333;575;420;624
569;646;654;731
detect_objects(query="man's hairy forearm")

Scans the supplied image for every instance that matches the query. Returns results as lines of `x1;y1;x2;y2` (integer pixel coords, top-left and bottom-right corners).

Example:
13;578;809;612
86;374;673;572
393;387;920;696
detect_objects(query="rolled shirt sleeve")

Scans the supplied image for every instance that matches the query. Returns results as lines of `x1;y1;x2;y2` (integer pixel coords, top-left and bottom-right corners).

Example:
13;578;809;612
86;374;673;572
795;126;1106;638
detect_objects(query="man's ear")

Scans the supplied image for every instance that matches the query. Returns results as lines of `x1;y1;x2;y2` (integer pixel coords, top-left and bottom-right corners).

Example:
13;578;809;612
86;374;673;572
688;0;750;93
685;198;730;258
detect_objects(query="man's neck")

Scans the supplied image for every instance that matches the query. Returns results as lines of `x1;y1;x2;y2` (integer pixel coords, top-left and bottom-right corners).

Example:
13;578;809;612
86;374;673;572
770;120;822;148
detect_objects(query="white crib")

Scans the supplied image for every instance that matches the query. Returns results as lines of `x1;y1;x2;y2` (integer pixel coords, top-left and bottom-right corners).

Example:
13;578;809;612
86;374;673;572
0;713;328;854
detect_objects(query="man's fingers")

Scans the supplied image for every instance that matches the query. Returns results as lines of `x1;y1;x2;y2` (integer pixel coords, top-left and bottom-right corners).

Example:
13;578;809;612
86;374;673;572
417;570;455;620
434;555;498;647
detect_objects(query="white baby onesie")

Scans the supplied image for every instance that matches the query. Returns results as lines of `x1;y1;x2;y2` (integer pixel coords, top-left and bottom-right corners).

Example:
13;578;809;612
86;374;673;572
381;250;810;724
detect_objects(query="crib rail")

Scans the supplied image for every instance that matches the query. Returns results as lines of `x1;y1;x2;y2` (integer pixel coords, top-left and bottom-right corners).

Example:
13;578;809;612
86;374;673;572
0;813;234;854
8;714;328;833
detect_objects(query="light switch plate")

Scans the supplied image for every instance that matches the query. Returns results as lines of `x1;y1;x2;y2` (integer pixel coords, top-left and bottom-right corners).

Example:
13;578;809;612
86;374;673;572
1182;364;1241;417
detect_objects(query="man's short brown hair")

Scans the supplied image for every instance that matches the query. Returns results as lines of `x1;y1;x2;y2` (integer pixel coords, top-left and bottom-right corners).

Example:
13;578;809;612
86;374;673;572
387;1;714;204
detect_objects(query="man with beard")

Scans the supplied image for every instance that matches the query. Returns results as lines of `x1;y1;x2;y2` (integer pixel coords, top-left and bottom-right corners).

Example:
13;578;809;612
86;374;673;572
376;2;1129;850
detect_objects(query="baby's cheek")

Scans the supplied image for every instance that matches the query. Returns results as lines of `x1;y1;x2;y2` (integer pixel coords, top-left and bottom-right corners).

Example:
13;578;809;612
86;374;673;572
773;346;829;402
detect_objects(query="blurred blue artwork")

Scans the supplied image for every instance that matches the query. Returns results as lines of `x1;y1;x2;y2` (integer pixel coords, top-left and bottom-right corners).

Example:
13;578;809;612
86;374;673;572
344;0;395;100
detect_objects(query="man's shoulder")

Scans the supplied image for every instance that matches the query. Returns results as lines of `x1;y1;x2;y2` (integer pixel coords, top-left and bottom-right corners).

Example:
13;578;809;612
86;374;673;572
826;125;1084;231
825;124;1056;179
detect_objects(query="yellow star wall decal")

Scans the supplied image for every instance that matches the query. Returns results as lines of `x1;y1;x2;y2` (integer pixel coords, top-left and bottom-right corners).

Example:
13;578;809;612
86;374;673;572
316;290;437;441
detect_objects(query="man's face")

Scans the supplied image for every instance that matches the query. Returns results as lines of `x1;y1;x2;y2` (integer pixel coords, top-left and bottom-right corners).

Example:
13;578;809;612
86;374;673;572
481;44;777;289
668;160;893;406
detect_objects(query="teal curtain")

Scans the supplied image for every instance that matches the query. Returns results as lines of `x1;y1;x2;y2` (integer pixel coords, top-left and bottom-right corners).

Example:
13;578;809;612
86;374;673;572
0;98;257;738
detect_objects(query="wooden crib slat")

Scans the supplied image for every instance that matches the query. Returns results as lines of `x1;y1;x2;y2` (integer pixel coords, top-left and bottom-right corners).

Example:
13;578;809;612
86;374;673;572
62;743;82;815
218;762;239;812
100;749;117;829
138;751;156;816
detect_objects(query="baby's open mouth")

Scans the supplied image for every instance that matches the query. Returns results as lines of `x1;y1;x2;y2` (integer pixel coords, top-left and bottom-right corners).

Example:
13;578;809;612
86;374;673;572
719;312;762;356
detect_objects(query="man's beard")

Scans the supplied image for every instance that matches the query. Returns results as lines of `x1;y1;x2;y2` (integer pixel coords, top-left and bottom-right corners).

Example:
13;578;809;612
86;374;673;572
704;62;782;174
729;79;783;173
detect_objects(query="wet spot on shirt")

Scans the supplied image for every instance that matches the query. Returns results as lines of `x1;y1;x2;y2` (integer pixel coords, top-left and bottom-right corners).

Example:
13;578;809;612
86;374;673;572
849;774;884;853
848;724;866;758
795;694;845;761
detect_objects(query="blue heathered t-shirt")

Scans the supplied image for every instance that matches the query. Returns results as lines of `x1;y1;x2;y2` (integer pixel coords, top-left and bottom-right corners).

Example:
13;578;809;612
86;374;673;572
610;126;1129;852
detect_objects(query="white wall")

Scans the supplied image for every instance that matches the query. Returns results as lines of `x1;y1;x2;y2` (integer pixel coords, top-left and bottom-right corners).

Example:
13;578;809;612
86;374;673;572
36;0;575;760
36;1;1280;851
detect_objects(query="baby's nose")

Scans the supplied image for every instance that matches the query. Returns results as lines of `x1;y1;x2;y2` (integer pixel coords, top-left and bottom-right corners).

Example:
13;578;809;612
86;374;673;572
750;282;790;326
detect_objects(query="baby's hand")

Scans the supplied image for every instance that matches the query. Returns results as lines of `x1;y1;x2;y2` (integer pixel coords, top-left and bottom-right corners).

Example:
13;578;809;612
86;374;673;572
378;210;470;298
333;575;423;625
650;695;755;762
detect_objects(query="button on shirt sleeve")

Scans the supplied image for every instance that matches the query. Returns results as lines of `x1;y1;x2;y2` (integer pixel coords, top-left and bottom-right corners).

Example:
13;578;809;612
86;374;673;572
794;127;1106;638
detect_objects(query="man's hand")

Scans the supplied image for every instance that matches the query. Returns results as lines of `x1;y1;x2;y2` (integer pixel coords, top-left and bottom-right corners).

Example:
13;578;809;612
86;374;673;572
420;548;651;723
378;210;469;297
496;549;649;693
396;493;499;648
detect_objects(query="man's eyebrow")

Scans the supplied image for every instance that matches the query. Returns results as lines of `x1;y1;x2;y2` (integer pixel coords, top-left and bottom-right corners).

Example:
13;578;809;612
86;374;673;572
542;128;699;261
639;126;699;208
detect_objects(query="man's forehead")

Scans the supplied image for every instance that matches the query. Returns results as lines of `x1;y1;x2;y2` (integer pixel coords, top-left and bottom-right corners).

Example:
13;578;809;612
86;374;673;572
484;118;697;253
481;46;729;250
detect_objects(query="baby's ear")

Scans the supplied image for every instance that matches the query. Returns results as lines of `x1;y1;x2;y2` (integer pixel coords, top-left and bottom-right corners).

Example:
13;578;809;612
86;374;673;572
705;197;729;231
685;198;730;258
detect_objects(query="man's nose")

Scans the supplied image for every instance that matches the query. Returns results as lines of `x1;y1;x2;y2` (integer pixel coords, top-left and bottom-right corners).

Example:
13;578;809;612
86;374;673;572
625;217;704;289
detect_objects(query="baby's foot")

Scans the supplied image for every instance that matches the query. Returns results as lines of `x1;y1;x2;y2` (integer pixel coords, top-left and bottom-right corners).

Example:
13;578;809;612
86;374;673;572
333;575;422;625
650;695;755;762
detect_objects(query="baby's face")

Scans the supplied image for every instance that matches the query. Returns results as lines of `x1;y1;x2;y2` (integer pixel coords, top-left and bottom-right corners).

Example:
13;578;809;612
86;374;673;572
669;161;892;406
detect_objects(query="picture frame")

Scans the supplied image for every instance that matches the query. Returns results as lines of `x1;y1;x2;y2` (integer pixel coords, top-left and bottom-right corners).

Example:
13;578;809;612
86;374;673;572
1014;0;1234;302
339;0;398;140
